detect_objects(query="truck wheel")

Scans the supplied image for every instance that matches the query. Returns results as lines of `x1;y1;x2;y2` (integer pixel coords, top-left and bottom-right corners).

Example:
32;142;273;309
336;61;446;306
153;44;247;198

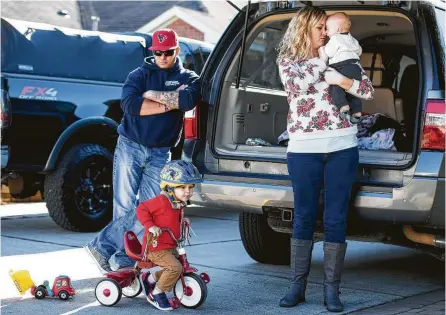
239;212;290;265
58;290;69;300
34;286;46;299
44;144;113;232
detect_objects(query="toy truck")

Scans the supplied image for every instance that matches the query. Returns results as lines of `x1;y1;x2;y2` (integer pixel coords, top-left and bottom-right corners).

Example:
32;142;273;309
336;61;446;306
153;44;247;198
9;270;75;300
31;276;75;300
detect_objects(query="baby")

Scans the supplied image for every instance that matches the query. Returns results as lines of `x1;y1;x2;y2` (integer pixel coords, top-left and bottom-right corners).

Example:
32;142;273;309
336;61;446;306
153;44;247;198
319;12;363;124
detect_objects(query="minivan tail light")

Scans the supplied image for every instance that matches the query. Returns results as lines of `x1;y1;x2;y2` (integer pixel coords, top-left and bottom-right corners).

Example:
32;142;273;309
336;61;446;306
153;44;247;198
184;106;199;140
421;100;445;151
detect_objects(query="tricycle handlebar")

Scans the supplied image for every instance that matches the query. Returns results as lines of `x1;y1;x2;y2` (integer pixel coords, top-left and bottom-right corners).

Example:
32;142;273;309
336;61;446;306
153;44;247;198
160;228;184;243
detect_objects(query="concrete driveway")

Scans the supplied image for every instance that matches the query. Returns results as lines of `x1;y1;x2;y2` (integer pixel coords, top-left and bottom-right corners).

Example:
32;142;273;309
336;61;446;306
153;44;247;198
1;202;444;314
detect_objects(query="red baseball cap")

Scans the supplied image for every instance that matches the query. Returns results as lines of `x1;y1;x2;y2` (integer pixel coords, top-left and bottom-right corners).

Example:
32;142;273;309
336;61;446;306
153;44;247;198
149;29;179;51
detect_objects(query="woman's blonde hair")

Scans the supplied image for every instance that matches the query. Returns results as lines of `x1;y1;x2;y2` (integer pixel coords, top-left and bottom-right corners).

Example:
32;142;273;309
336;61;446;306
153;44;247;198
277;6;326;62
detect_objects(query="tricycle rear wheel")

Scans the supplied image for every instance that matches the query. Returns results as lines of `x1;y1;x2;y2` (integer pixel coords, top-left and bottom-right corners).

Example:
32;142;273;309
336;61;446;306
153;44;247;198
95;278;122;306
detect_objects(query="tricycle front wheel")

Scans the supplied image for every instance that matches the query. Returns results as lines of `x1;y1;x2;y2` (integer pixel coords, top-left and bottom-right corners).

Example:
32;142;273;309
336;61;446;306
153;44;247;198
173;273;207;309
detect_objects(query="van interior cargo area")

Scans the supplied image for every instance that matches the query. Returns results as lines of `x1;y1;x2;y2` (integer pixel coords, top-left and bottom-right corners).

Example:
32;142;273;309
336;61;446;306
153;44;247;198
213;10;418;167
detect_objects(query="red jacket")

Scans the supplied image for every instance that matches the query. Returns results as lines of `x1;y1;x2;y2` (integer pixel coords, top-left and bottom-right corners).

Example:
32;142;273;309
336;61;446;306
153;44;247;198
136;194;183;253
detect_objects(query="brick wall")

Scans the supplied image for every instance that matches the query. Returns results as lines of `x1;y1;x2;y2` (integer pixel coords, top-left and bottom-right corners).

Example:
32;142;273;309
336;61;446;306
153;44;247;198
165;18;204;41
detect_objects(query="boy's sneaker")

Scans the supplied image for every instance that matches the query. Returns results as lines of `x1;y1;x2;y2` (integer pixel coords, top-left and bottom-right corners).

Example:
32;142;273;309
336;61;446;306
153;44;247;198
148;291;173;311
84;245;112;274
139;272;155;296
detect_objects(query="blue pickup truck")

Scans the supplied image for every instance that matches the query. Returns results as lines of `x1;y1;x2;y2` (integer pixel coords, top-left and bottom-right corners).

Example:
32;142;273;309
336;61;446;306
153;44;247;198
0;17;213;231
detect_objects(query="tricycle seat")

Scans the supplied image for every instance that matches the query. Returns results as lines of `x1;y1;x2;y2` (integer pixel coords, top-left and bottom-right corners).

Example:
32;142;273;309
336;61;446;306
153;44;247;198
124;231;143;261
123;231;154;269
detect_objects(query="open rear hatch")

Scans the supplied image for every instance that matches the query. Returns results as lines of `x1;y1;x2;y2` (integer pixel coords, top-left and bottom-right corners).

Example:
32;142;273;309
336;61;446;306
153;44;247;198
197;1;445;188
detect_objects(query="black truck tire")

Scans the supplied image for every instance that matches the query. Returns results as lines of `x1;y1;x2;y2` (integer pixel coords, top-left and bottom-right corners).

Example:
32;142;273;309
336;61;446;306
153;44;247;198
44;144;113;232
239;212;290;265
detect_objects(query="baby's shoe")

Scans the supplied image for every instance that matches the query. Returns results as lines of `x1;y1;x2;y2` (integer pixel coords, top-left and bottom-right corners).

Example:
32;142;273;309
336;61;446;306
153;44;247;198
340;110;350;120
350;114;361;124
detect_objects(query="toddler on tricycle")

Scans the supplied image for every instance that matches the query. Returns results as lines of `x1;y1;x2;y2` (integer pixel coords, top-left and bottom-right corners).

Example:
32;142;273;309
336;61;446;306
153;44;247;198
94;160;209;310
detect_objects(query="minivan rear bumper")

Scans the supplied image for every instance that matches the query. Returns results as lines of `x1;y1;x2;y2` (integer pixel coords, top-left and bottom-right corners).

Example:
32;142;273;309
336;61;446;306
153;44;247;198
192;175;439;225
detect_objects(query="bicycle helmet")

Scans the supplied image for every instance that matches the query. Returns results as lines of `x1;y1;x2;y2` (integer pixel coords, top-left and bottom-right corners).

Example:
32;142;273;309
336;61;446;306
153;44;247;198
160;160;202;190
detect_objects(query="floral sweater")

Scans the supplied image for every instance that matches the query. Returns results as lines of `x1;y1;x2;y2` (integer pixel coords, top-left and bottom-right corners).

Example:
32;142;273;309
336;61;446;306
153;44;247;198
278;57;374;143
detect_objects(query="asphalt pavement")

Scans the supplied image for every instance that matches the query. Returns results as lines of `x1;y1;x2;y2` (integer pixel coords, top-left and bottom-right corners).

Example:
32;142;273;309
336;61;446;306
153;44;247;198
1;202;444;314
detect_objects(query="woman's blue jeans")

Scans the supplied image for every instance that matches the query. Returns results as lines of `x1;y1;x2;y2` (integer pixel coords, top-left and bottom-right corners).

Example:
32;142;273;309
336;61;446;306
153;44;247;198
287;147;359;243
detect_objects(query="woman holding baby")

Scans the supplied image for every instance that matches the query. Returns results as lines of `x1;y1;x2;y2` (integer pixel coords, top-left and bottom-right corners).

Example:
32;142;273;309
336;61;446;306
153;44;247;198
277;6;374;312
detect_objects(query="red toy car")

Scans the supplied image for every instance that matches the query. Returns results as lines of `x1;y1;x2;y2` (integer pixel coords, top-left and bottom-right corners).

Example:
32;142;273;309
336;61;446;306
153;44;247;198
31;275;75;300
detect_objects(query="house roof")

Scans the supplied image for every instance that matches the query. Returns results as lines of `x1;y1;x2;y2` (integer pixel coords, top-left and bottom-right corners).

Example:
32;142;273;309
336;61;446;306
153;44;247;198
136;2;241;44
136;6;218;43
77;1;208;32
1;0;83;29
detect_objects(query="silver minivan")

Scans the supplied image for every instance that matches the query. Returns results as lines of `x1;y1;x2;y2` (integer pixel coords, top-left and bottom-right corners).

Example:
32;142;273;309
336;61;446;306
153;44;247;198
184;0;445;263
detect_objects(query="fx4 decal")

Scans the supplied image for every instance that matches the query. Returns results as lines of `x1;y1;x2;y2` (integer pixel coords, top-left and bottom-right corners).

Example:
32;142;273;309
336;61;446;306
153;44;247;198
19;86;58;100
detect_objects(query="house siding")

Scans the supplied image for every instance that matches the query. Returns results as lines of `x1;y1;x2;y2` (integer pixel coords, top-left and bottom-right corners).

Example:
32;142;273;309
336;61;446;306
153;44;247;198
165;18;204;41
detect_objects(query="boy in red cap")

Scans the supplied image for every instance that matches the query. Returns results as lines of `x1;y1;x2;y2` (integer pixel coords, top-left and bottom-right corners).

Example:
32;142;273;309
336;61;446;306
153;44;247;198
85;29;201;274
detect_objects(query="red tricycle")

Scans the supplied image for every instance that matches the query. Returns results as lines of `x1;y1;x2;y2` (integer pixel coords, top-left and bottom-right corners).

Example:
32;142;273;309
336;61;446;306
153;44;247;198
94;220;210;308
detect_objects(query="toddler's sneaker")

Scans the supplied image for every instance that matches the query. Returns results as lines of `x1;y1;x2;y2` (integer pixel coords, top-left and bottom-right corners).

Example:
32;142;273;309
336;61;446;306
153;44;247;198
148;291;173;311
139;272;155;297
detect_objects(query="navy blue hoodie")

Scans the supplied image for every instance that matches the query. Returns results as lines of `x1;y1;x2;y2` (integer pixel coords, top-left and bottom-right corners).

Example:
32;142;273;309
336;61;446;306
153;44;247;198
119;57;200;147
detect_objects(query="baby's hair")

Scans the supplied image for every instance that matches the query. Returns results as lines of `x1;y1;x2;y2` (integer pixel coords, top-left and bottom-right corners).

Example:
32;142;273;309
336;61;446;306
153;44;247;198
328;12;352;32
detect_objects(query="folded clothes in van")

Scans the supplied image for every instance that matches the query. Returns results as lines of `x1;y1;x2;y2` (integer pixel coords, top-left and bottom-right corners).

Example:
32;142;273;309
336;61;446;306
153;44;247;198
357;128;396;150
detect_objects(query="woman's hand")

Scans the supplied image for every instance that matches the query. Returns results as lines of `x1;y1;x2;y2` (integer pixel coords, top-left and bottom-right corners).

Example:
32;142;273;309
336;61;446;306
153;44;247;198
324;68;353;90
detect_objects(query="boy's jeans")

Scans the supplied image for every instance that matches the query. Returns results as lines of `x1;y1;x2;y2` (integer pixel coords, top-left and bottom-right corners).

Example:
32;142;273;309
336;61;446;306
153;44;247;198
287;146;359;243
87;135;170;269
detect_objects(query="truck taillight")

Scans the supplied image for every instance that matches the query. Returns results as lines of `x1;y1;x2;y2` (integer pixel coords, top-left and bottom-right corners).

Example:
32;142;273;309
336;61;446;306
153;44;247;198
421;100;445;151
184;106;199;140
1;112;9;127
1;89;11;129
